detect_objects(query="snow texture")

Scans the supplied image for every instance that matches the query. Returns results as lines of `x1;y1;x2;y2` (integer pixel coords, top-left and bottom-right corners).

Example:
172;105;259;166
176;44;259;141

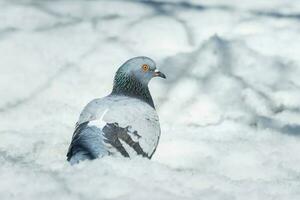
0;0;300;199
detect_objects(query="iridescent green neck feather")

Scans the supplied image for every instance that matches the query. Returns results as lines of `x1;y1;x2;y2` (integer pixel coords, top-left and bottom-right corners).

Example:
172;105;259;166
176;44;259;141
111;70;155;108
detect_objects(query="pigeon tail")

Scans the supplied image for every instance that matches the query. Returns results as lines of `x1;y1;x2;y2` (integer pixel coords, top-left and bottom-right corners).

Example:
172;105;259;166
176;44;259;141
67;125;108;163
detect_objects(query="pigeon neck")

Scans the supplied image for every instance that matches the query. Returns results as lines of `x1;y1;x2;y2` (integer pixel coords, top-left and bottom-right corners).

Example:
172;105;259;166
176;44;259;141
111;72;155;108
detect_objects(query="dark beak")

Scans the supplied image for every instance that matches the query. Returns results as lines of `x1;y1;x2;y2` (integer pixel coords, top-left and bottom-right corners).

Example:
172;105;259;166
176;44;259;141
154;70;166;79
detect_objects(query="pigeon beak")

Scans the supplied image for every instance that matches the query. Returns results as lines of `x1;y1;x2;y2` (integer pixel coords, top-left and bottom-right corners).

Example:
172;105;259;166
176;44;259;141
154;69;166;79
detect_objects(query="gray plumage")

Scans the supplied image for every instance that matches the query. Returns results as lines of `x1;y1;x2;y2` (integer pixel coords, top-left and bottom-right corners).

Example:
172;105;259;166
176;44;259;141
67;56;166;165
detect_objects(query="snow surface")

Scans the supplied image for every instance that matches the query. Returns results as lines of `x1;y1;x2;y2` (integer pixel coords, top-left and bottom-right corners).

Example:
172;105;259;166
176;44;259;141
1;0;300;199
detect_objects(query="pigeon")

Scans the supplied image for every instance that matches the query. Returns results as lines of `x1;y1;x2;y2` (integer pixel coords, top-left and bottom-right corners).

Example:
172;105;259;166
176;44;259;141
66;56;166;165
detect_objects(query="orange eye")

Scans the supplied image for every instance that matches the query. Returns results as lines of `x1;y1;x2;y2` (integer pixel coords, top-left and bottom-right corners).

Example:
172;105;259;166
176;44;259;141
142;64;149;72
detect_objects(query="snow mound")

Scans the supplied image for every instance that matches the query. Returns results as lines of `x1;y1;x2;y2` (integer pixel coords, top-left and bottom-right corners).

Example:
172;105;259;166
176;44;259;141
0;0;300;200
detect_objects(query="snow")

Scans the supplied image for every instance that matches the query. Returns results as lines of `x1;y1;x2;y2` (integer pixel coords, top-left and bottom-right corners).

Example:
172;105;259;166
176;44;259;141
0;0;300;199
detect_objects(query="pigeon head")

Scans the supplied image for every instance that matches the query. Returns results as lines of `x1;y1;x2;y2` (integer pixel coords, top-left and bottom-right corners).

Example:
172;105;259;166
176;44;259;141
117;56;166;84
111;56;166;108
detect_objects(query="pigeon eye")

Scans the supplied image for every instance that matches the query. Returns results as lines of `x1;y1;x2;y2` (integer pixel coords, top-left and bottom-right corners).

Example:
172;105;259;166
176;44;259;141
142;64;149;72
